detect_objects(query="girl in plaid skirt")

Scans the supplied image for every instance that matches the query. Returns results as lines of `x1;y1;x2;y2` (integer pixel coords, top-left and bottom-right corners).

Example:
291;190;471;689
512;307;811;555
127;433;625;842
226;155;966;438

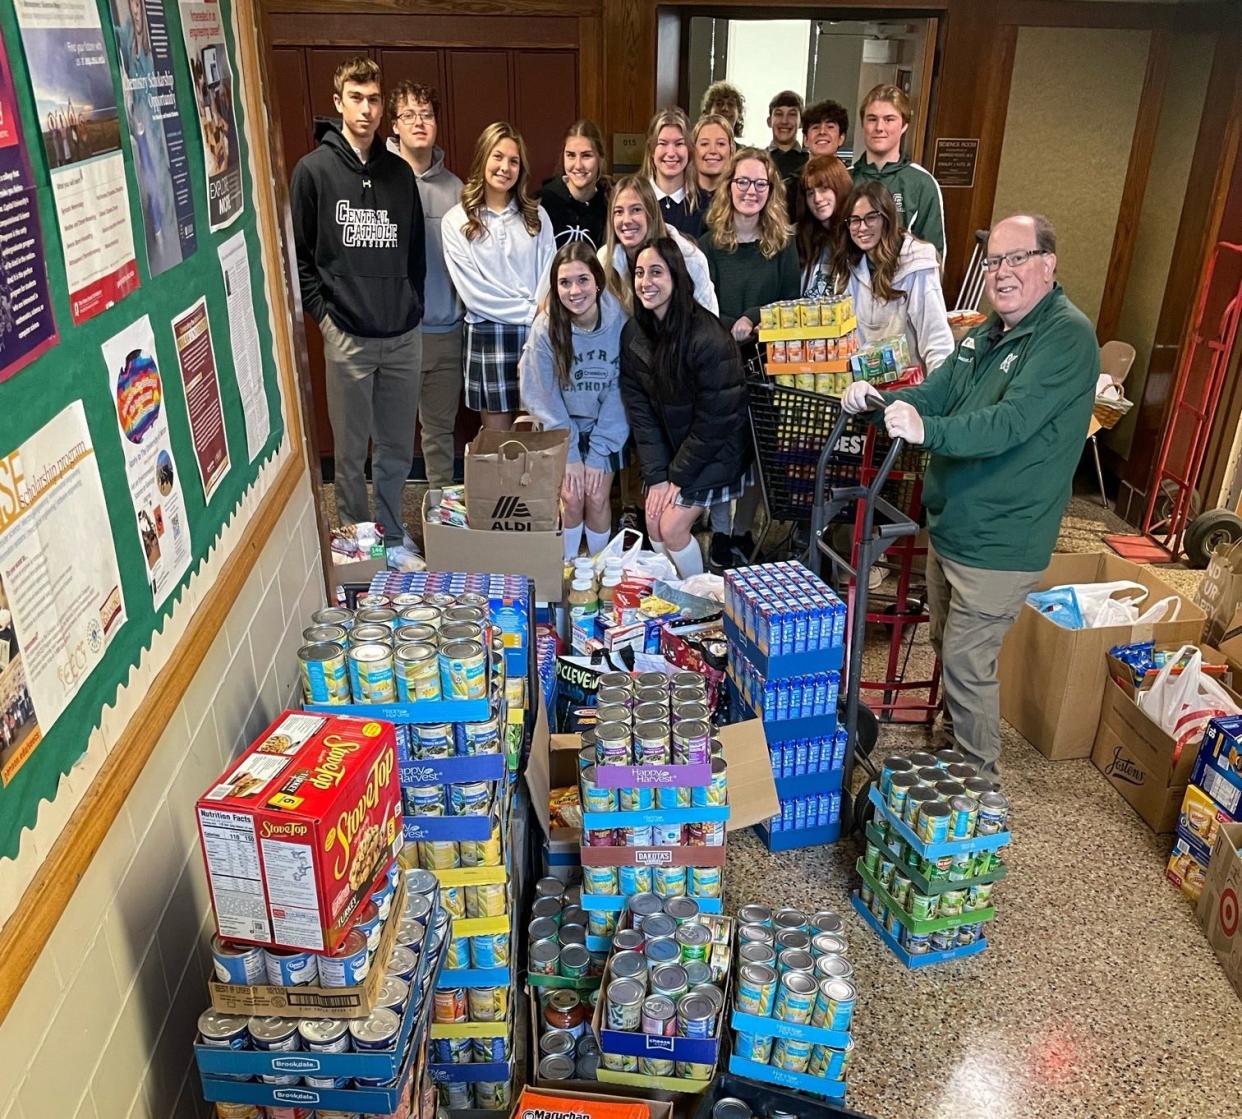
443;122;556;429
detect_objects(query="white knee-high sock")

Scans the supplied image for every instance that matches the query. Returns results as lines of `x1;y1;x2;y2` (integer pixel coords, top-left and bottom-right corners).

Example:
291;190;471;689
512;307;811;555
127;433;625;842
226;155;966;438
650;539;668;555
668;538;704;578
563;523;584;560
585;527;611;556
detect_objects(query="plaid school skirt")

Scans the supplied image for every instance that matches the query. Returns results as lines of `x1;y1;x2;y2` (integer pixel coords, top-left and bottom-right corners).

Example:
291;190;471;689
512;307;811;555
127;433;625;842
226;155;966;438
465;320;528;413
676;467;753;509
578;429;626;473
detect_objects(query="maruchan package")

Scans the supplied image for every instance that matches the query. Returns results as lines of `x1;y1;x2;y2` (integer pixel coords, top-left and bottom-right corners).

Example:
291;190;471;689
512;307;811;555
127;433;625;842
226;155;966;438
195;711;402;953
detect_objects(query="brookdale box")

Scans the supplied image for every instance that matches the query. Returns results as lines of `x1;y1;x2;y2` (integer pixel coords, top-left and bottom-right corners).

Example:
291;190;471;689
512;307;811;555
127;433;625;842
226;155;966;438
1090;645;1238;834
421;492;564;602
999;552;1205;761
1196;820;1242;1002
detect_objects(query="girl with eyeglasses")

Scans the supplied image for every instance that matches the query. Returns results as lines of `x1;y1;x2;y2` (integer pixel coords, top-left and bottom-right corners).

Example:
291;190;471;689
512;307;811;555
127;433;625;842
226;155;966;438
640;108;705;239
796;154;854;299
539;120;610;250
698;148;800;341
520;243;628;560
619;237;750;578
691;113;736;198
836;180;953;373
443;122;556;429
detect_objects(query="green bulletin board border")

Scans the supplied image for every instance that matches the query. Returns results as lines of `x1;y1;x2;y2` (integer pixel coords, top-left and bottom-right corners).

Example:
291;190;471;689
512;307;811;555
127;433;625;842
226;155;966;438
0;0;286;859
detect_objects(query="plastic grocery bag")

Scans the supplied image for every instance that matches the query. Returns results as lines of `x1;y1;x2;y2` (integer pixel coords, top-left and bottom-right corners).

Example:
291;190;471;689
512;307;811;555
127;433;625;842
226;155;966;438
1027;586;1085;629
1137;644;1242;759
1027;580;1163;629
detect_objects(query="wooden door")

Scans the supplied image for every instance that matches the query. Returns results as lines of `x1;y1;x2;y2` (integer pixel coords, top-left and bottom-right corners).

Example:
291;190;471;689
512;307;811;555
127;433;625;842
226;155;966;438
514;50;579;187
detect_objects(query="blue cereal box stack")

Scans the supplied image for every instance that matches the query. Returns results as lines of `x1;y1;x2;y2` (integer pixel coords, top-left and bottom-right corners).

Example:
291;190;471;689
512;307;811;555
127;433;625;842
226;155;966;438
723;563;846;851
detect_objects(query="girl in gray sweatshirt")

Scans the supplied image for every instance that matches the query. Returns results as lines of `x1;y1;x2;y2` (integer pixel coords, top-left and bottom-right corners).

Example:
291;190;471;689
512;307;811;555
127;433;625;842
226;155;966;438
519;242;629;559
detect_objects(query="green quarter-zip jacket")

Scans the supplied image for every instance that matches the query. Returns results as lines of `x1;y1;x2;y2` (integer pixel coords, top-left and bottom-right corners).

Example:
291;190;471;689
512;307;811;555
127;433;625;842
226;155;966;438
883;284;1097;571
851;155;946;262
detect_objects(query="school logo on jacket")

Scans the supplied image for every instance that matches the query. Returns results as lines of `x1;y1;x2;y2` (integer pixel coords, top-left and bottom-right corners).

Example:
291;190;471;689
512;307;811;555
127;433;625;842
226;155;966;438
335;199;398;248
556;224;597;249
1000;353;1017;375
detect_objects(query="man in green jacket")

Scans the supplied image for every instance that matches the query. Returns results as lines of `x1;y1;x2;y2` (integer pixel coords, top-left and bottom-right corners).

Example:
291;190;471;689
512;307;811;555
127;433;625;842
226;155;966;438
851;84;946;262
843;214;1097;777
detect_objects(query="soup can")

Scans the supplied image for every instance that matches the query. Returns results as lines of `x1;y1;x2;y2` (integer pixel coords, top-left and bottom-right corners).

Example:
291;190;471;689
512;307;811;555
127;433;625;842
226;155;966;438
264;948;318;987
441;640;488;699
311;606;353;629
247;1016;300;1051
299;642;350;704
349;1007;402;1050
198;1010;251;1050
298;1018;350;1054
318;929;370;987
211;937;266;986
734;1031;773;1062
379;976;410;1014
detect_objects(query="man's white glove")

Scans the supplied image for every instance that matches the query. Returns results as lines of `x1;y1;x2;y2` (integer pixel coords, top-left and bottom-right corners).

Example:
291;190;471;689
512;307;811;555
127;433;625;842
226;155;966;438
884;400;926;444
842;380;885;414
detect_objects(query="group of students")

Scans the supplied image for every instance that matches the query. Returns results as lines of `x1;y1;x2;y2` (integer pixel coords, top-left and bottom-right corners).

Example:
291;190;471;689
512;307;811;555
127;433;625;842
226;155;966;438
292;58;957;576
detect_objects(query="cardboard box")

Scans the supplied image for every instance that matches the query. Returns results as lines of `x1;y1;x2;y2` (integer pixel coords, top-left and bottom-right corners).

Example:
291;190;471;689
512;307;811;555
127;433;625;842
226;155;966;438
999;552;1205;760
514;1086;674;1119
1194;715;1242;817
196;711;402;952
421;492;564;602
1196;820;1242;1000
1090;650;1238;833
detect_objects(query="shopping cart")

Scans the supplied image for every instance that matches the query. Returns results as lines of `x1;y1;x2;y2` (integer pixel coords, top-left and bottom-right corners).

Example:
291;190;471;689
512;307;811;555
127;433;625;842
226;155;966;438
812;406;919;833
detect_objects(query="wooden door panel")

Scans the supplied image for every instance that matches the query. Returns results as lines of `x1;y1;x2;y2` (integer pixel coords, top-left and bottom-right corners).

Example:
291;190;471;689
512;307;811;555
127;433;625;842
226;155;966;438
448;51;511;173
514;51;578;186
305;47;373;121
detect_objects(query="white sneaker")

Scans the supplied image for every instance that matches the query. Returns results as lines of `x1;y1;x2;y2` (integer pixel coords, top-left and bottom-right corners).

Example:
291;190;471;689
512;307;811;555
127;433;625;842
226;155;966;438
387;544;426;573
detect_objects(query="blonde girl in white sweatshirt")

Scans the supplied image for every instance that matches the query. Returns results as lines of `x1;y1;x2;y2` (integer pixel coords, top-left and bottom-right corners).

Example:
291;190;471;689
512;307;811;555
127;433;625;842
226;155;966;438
443;122;556;429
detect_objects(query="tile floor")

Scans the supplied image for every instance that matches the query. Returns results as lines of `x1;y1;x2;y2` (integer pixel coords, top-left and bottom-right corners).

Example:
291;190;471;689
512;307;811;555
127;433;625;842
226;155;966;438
322;479;1241;1118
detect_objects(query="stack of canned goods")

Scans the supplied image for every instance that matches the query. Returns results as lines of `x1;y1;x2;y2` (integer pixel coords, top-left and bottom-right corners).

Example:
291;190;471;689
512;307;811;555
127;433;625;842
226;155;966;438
210;865;404;990
731;904;856;1087
299;592;502;707
198;869;443;1103
723;564;846;658
759;296;860;396
599;895;731;1083
711;1098;816;1119
528;878;606;1085
859;750;1011;957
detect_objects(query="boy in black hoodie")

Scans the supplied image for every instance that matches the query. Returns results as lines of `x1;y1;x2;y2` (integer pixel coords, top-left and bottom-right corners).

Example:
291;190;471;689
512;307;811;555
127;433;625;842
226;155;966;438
291;57;426;566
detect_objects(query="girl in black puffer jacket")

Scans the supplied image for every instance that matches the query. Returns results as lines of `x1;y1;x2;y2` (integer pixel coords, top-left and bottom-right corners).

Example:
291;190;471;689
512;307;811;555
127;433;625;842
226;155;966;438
619;236;750;577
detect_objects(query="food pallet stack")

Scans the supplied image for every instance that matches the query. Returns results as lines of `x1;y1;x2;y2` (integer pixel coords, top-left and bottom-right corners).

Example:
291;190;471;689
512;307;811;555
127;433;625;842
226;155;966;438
526;877;606;1089
759;295;860;396
577;670;729;948
593;896;733;1092
723;564;847;851
853;752;1011;966
726;903;855;1102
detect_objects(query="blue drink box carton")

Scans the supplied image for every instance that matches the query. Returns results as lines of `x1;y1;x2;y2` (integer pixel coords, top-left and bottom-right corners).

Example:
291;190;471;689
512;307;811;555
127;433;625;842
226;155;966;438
1195;715;1242;817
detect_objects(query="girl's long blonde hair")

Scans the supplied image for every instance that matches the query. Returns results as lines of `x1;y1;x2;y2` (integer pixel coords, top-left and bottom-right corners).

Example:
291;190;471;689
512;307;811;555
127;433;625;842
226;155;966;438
600;174;671;311
639;108;700;215
704;147;791;259
459;121;542;242
691;113;736;187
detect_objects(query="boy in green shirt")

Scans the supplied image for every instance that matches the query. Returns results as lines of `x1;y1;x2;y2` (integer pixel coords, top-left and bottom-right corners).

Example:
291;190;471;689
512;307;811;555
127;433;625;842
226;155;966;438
843;214;1097;777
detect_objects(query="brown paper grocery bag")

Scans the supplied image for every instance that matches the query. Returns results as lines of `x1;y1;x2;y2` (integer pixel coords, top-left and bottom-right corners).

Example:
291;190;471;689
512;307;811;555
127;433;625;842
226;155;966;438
465;425;569;531
1197;539;1242;645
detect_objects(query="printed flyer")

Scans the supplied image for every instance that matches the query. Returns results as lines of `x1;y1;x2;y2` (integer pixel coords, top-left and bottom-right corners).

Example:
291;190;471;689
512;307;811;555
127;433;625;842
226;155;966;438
217;230;269;461
0;38;58;384
179;0;244;231
13;0;140;325
102;316;192;607
171;296;229;501
0;401;126;784
108;0;198;275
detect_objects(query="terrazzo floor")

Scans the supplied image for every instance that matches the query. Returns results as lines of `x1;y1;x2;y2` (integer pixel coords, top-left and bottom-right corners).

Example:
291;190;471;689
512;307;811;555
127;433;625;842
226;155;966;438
322;478;1242;1118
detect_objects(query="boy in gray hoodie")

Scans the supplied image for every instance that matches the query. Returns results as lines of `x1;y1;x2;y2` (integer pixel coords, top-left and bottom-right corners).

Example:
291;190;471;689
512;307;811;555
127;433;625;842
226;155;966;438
388;81;463;490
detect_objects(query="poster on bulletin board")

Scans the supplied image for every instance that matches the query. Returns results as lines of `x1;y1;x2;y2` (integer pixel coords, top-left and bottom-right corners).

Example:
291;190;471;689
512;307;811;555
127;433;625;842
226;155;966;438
0;0;286;858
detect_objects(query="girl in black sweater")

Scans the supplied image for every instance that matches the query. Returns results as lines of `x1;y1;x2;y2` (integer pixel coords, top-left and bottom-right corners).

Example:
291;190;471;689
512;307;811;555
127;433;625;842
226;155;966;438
539;120;610;250
619;236;749;578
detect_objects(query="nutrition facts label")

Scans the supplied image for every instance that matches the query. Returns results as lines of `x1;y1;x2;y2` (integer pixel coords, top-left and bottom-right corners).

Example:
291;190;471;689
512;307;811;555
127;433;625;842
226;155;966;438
198;808;271;941
262;837;324;950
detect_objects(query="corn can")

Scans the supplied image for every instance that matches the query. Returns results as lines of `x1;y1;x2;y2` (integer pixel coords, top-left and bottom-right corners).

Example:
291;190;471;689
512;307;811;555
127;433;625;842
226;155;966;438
466;882;508;917
467;986;508;1022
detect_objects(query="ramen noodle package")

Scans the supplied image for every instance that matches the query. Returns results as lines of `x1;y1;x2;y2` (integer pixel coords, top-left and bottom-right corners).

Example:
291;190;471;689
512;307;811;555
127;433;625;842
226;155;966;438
513;1089;650;1119
196;711;401;953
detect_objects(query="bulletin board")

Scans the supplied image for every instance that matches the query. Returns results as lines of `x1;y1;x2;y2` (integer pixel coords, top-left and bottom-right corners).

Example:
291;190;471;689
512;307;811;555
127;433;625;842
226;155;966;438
0;0;287;860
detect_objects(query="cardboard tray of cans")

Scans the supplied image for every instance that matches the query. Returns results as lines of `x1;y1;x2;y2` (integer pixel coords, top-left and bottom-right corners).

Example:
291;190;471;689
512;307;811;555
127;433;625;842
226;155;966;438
696;1072;871;1118
590;913;734;1093
403;769;512;843
854;860;996;936
435;880;515;989
429;1015;514;1088
866;786;1011;861
849;893;987;969
206;873;406;1019
198;901;446;1113
864;822;1008;895
728;1055;849;1101
399;746;507;787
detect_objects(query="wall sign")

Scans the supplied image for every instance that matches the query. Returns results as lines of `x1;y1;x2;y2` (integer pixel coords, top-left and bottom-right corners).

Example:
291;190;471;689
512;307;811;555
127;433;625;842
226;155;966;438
932;138;980;189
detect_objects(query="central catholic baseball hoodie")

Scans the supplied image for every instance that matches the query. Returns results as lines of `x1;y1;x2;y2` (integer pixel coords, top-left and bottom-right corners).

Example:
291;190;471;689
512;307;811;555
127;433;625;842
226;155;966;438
291;122;426;338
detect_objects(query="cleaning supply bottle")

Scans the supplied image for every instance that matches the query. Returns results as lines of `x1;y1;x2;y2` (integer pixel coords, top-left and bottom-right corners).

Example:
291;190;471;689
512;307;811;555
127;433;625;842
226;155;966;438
568;576;599;654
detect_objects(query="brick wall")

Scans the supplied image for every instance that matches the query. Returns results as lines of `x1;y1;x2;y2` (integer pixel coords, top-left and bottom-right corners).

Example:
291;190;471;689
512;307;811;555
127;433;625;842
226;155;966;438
0;472;325;1119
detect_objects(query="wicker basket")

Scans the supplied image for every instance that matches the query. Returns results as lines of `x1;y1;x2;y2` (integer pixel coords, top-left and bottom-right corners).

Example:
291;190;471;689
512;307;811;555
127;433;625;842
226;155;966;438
1093;394;1133;429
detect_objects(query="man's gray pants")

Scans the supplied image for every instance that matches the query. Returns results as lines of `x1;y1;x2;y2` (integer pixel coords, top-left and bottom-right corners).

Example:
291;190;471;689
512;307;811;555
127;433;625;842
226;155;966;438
321;317;423;545
926;544;1041;778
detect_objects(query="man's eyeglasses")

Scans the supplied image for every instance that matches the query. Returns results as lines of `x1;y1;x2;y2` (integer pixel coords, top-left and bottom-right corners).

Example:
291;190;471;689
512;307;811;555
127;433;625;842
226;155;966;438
846;211;884;229
982;249;1049;272
397;110;435;124
731;177;770;194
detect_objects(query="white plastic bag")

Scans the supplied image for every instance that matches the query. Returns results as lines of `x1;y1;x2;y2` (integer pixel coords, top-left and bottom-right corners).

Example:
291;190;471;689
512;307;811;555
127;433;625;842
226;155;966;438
1074;580;1148;627
1137;644;1241;758
591;527;644;569
1134;595;1181;626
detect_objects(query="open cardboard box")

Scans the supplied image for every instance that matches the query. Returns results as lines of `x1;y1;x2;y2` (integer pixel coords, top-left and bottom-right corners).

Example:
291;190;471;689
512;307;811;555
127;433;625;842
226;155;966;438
1196;820;1242;1001
421;492;564;601
1090;643;1239;833
999;552;1205;760
525;700;780;848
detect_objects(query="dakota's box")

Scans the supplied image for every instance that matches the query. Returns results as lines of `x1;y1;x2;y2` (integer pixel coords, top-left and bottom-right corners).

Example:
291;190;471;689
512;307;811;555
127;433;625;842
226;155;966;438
999;552;1205;761
196;711;401;953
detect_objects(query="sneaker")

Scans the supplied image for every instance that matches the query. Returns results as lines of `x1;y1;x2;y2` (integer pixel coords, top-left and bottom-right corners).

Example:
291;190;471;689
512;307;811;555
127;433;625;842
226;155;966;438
401;533;424;556
709;532;733;573
387;544;426;573
731;532;756;564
